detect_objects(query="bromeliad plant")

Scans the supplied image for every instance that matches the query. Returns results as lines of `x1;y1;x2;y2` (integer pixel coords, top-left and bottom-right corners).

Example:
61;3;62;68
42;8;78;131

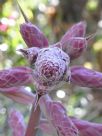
0;1;102;136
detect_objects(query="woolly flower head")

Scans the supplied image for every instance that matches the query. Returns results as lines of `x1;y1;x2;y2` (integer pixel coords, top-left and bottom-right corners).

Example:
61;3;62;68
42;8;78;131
33;47;70;92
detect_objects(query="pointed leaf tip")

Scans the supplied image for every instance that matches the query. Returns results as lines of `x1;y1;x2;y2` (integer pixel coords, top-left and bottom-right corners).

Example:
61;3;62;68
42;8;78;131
86;32;96;41
16;0;29;23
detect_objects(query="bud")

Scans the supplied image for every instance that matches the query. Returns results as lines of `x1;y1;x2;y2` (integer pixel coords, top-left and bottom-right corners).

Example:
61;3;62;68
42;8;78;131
61;21;87;45
0;67;33;88
8;109;26;136
20;23;49;48
39;116;102;136
39;94;78;136
17;1;48;48
71;117;102;136
71;66;102;88
0;87;35;104
61;37;87;59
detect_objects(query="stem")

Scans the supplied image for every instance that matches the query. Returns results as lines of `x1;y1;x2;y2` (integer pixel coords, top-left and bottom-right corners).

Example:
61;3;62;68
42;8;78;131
25;103;41;136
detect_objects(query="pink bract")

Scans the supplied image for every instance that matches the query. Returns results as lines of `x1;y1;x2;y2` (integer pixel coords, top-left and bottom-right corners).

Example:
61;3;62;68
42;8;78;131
0;87;35;104
39;94;78;136
20;23;49;48
1;3;101;136
18;1;49;48
39;117;102;136
61;21;87;44
8;109;26;136
61;37;87;59
71;66;102;88
0;67;33;88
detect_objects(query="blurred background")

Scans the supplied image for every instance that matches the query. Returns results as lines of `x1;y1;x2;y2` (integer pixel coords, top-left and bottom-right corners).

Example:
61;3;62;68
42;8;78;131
0;0;102;135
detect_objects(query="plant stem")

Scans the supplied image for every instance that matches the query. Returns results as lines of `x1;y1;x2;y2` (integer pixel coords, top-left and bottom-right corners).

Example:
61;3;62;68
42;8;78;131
25;104;41;136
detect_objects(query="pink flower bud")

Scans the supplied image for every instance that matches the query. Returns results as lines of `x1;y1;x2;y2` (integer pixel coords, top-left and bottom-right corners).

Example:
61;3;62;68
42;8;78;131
17;2;48;48
39;94;78;136
71;117;102;136
39;117;102;136
8;109;26;136
61;21;87;45
0;87;35;104
33;47;70;92
20;23;49;48
71;66;102;88
0;67;33;88
61;37;87;59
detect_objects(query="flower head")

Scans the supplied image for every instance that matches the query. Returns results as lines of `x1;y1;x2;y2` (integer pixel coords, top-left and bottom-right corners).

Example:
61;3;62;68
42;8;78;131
33;47;70;92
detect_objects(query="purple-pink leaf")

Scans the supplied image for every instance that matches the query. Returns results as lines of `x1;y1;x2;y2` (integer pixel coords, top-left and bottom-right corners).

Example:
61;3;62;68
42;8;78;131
39;94;78;136
0;87;34;104
0;66;33;88
71;117;102;136
61;21;87;45
17;2;49;48
19;47;40;65
71;66;102;88
61;37;87;59
8;109;26;136
20;23;49;48
39;118;102;136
